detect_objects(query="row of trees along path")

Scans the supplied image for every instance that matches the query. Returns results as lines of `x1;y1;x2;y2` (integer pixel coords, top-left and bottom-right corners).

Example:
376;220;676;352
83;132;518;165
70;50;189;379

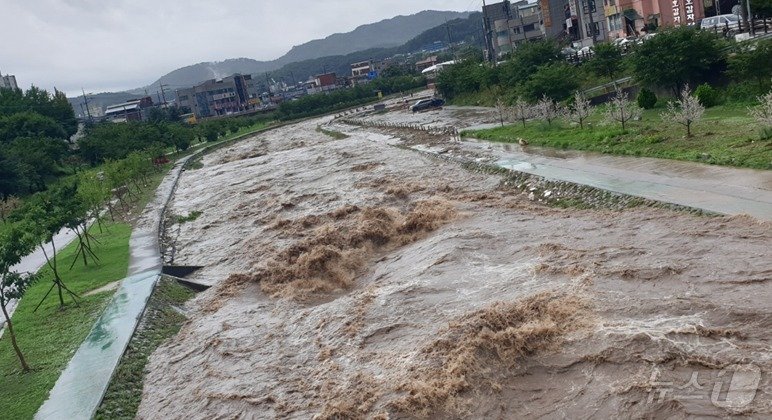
0;151;159;372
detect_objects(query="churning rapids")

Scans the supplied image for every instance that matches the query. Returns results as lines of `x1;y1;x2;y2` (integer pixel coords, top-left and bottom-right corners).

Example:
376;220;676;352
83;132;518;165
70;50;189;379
139;104;771;419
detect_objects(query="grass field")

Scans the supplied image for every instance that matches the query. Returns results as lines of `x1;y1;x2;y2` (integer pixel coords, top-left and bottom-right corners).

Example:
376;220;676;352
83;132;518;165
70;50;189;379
464;104;771;169
0;221;132;419
0;163;174;419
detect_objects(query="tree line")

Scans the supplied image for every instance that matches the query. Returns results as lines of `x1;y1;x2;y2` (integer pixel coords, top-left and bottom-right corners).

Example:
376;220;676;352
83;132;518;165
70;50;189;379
276;75;427;120
437;27;771;106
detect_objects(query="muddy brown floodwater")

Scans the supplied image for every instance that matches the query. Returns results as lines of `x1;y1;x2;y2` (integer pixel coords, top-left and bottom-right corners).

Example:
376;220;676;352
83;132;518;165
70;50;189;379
139;114;771;419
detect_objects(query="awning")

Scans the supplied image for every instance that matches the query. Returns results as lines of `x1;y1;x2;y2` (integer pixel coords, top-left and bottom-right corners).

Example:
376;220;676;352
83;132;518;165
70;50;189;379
623;8;643;21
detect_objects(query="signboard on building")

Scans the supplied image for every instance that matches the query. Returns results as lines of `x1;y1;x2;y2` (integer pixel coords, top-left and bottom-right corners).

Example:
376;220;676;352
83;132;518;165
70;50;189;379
659;0;703;26
541;0;553;27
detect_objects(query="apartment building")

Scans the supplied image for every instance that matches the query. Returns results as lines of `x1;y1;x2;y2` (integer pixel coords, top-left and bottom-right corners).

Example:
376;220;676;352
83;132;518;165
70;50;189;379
493;1;547;54
176;74;258;118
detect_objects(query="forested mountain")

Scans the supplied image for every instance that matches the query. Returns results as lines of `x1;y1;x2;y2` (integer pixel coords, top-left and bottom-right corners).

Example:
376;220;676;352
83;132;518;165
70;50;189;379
131;10;469;95
70;11;484;114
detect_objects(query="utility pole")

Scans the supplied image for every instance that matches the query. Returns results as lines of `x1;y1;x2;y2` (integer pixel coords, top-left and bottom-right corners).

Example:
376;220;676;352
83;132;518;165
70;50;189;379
81;88;92;122
159;83;169;106
746;0;755;36
482;0;494;64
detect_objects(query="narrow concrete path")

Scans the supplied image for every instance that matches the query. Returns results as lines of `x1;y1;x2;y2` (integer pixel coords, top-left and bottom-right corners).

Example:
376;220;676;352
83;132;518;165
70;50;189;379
471;141;772;220
35;156;191;420
407;139;772;220
339;103;771;220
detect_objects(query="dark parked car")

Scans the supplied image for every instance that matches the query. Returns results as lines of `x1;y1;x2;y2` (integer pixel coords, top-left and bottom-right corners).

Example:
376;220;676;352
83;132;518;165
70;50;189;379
411;98;445;113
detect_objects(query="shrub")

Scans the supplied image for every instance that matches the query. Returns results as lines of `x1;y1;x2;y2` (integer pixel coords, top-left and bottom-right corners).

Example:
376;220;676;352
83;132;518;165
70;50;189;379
637;88;658;109
694;83;720;107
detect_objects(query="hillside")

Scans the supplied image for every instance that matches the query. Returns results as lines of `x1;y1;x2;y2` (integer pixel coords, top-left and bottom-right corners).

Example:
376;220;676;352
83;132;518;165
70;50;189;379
277;10;469;64
132;10;469;95
266;12;484;84
70;10;480;115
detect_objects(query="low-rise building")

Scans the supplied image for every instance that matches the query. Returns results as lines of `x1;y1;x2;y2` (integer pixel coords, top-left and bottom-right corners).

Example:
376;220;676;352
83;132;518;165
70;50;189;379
350;60;374;78
0;69;18;90
104;96;154;122
415;56;439;72
175;74;258;118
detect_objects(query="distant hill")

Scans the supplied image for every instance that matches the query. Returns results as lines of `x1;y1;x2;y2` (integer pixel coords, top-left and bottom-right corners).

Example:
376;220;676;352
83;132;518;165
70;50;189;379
130;10;469;95
267;12;484;84
70;10;480;115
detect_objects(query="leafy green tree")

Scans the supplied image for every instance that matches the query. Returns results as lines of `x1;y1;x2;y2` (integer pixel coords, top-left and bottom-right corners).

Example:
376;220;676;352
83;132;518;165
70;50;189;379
630;27;725;97
694;83;721;107
18;192;80;309
751;0;772;17
499;40;562;86
0;224;38;372
522;62;580;102
587;42;623;79
0;153;33;200
4;137;68;188
167;124;194;152
0;111;67;143
727;40;772;91
0;86;77;137
637;88;658;109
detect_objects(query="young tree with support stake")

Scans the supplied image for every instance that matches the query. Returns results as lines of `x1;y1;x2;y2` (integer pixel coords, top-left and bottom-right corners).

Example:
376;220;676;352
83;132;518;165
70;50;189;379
568;92;594;129
509;97;532;128
495;98;508;127
661;85;705;137
20;193;80;310
0;224;37;372
605;89;642;130
534;95;563;126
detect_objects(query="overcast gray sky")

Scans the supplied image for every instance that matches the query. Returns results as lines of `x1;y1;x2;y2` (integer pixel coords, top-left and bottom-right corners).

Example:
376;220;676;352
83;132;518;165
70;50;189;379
0;0;479;96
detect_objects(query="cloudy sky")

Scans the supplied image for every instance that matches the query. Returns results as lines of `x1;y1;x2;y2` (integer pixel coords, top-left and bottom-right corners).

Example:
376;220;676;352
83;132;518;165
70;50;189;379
0;0;479;96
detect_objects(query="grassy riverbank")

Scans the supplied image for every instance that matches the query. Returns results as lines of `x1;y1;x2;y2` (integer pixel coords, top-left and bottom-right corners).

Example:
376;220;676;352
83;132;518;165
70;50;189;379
464;104;771;169
0;163;174;419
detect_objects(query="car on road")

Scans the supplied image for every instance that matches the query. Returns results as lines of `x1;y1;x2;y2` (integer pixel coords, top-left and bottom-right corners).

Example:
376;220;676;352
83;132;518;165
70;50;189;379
411;98;445;113
700;14;741;36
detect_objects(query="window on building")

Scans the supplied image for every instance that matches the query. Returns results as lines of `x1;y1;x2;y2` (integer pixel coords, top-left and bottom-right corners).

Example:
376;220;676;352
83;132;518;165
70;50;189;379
586;22;601;36
584;0;597;14
524;23;536;32
608;14;622;31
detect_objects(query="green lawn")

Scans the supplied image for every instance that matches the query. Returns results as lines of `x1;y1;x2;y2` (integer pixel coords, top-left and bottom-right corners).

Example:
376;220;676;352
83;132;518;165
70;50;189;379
0;221;132;419
0;161;175;419
464;104;771;169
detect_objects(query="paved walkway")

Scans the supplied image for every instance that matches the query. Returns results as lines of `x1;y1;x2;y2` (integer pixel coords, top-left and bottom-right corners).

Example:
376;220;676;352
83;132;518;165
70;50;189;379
35;156;191;420
409;138;771;221
476;141;772;220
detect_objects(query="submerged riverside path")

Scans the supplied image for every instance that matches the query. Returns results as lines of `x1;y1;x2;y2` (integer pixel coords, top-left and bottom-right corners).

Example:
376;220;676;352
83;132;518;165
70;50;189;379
334;102;772;221
34;156;191;420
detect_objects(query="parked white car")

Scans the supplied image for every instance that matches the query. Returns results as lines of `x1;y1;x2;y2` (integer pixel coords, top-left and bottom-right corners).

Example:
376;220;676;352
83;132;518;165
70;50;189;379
700;14;741;36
